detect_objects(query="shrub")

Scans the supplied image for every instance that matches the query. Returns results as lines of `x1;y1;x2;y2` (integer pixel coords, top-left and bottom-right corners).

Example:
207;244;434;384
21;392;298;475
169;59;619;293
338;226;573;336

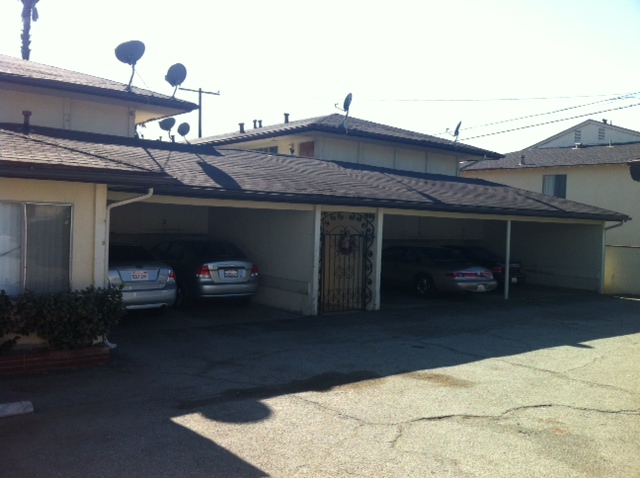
0;286;125;352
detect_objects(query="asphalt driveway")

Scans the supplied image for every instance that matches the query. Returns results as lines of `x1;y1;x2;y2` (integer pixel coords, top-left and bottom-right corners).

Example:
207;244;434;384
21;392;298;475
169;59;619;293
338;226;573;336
1;287;639;477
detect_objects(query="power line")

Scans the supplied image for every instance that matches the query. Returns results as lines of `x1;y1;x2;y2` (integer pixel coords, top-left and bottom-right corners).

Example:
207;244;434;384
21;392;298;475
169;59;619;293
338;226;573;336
460;101;640;142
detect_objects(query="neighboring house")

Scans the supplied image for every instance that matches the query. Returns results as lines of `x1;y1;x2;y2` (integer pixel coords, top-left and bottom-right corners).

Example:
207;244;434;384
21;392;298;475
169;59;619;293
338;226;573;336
462;119;640;295
0;54;630;335
193;113;503;176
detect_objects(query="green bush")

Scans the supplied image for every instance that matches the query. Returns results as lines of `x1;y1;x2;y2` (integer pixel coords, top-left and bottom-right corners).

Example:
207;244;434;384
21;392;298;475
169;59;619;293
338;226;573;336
0;286;125;352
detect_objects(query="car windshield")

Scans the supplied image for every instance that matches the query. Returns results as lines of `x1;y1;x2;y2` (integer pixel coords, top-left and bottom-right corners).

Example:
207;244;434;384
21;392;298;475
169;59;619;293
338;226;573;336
110;244;157;262
189;241;245;259
461;247;502;262
421;247;466;264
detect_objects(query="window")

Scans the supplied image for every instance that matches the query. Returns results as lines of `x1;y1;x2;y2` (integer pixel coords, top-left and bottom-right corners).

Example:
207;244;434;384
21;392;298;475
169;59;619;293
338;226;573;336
542;174;567;198
254;146;278;154
0;202;71;295
299;141;315;158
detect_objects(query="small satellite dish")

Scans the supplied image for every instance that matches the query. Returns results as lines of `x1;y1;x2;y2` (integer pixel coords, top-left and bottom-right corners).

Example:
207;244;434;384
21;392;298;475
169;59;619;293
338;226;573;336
446;120;462;143
158;118;176;131
335;92;353;133
177;122;190;137
343;93;353;113
165;63;187;97
115;40;145;92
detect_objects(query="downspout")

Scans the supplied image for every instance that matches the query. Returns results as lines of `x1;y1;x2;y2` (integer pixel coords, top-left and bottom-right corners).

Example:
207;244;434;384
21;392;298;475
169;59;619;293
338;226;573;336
605;221;625;231
104;188;154;281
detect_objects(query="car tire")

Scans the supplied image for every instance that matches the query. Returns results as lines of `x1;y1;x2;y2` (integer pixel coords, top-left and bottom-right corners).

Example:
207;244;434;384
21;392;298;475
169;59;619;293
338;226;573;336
415;274;437;298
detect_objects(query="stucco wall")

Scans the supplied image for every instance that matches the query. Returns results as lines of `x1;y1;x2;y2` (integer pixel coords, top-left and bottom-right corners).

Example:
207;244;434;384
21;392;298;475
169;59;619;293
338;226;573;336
463;164;637;246
0;87;132;136
604;245;640;295
0;177;106;290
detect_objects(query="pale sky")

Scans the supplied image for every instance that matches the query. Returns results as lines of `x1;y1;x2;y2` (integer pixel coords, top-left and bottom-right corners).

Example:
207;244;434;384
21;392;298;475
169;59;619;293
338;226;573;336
1;0;640;153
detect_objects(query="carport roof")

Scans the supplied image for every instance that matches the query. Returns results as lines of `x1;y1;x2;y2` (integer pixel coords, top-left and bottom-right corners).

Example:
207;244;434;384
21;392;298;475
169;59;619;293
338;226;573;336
0;124;630;222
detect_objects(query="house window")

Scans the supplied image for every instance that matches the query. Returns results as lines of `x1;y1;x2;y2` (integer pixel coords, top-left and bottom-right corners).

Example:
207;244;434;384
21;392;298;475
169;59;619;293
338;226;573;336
299;141;315;158
542;174;567;198
574;130;581;143
0;202;71;295
254;146;278;154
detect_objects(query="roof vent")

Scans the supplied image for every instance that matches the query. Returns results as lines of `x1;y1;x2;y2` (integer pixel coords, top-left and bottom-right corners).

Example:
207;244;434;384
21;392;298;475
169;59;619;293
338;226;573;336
284;113;290;123
518;154;525;166
22;110;32;135
253;119;257;129
574;142;582;149
239;122;245;133
258;120;263;128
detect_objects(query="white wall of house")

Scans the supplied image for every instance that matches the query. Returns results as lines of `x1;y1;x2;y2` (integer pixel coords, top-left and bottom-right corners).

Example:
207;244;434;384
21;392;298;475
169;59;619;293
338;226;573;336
238;135;461;176
605;246;640;295
0;177;107;290
463;164;638;247
0;87;134;136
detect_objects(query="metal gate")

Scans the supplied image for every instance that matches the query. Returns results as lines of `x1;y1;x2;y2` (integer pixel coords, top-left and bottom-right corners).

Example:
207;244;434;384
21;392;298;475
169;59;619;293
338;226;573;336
319;212;374;314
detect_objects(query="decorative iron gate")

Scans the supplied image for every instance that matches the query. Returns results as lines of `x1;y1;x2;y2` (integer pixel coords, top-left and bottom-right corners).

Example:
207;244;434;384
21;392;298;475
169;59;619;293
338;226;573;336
319;212;375;314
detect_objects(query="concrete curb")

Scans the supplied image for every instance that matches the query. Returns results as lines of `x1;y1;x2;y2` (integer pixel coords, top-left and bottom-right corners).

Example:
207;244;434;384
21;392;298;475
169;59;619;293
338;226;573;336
0;401;34;418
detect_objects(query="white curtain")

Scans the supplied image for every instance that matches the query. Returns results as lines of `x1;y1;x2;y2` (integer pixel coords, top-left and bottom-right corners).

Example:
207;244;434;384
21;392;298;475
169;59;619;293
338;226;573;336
0;203;23;295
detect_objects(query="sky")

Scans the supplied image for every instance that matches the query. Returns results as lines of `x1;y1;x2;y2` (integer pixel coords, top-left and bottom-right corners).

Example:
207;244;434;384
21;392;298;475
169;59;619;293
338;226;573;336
1;0;640;154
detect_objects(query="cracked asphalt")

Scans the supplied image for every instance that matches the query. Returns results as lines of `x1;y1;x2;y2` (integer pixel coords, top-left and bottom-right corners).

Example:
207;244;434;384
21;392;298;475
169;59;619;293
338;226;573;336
1;286;639;477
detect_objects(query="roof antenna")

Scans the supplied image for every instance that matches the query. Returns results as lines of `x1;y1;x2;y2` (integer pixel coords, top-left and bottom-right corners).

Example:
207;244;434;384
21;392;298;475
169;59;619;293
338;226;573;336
115;40;145;92
165;63;187;98
335;93;353;134
446;120;462;143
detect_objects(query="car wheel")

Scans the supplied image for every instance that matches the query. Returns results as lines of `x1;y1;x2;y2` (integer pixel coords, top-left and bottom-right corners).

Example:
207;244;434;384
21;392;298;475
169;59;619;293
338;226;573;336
415;274;437;298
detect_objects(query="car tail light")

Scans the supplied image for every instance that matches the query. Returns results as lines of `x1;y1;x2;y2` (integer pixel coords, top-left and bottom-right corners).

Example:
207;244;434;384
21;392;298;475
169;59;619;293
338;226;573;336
492;266;504;274
251;264;259;277
196;265;211;278
168;270;176;283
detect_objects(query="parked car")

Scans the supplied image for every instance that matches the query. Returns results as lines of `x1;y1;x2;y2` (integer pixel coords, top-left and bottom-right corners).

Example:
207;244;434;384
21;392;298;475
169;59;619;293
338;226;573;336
439;244;526;287
151;239;259;306
108;242;177;312
381;244;497;297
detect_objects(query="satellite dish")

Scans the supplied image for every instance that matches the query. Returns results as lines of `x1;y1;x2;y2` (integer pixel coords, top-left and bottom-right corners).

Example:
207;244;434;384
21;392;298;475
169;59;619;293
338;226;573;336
158;118;176;131
447;120;462;142
177;122;190;137
165;63;187;98
115;40;145;91
343;93;353;113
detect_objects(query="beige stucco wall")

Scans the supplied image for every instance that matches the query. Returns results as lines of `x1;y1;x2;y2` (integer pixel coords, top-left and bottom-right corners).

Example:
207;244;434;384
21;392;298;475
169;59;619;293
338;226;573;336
604;246;640;295
0;87;134;136
244;136;461;176
463;164;638;246
0;177;107;290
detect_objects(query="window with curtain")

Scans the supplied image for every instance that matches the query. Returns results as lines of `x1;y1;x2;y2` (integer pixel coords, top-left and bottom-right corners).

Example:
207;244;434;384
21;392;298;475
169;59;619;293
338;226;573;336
542;174;567;198
0;202;71;295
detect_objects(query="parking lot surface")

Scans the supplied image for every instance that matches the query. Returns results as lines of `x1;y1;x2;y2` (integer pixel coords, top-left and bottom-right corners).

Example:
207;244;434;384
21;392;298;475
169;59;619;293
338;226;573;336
1;286;639;477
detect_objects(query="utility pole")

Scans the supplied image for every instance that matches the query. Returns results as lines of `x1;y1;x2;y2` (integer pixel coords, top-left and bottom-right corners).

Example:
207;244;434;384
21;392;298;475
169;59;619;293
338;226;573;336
178;87;220;138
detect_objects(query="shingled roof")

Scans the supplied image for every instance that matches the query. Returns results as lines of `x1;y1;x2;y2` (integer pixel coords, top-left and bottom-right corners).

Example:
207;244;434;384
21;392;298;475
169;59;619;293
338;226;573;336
0;54;197;112
0;124;628;222
194;113;504;161
462;141;640;171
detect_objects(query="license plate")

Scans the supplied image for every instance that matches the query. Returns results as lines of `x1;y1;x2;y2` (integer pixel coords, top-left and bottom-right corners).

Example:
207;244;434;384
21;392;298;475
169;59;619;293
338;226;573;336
477;284;486;291
131;271;148;281
224;269;239;278
511;277;518;283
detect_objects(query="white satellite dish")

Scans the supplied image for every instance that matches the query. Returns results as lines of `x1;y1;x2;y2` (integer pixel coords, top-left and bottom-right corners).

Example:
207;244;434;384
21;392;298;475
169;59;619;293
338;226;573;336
115;40;145;91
